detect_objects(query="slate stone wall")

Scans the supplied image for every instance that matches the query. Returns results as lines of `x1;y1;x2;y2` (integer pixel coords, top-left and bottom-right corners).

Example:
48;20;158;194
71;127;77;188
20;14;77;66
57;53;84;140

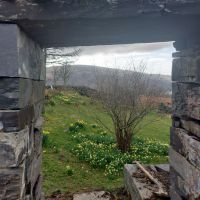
170;41;200;199
0;24;45;200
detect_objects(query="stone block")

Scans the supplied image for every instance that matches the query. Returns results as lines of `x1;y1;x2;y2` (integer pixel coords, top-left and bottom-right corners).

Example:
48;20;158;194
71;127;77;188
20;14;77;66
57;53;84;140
169;148;200;198
170;189;182;200
33;101;44;122
27;122;42;158
0;164;25;200
171;127;200;170
0;127;29;168
170;167;189;199
172;55;200;83
180;119;200;138
124;164;143;200
0;107;34;132
172;48;200;58
33;128;43;157
172;82;200;120
0;101;44;132
34;117;44;132
26;154;42;193
0;24;46;80
0;78;45;110
33;175;43;200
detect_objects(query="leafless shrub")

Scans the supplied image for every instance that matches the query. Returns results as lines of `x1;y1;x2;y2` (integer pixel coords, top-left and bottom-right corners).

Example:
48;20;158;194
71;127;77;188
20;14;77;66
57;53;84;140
95;61;164;152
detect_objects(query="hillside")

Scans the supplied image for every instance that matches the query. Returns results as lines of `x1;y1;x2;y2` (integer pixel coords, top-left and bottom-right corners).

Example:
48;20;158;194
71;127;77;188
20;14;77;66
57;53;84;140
46;65;172;92
43;90;170;195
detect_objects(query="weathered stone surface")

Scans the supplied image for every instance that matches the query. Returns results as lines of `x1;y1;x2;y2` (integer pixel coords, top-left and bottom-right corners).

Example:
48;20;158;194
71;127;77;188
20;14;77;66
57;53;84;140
0;24;46;80
0;24;44;200
33;175;43;200
124;164;151;200
1;2;200;48
172;82;200;120
169;148;200;198
0;164;25;200
0;107;34;132
170;167;189;199
172;55;200;83
0;127;29;168
173;47;200;58
0;101;44;133
34;117;44;132
26;154;42;193
171;127;200;170
170;189;182;200
33;101;45;122
0;78;45;110
1;0;200;22
170;166;200;199
33;129;43;157
155;164;169;172
180;119;200;138
73;191;110;200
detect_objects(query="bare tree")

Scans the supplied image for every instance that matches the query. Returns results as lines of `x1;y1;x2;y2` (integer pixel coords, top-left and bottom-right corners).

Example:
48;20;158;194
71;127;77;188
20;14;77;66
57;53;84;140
47;48;81;87
95;61;163;152
52;66;60;87
58;63;72;87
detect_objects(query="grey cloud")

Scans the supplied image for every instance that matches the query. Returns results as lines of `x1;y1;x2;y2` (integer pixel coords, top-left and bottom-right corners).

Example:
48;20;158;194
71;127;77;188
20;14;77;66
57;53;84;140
77;42;173;56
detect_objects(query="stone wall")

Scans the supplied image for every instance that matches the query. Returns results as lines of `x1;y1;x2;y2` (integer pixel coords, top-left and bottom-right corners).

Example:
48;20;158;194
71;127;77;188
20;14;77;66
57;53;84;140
0;24;46;200
170;41;200;199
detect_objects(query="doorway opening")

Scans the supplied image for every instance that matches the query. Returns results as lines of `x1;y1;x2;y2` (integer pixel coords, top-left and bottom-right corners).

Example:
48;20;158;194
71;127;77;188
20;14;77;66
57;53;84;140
43;41;175;199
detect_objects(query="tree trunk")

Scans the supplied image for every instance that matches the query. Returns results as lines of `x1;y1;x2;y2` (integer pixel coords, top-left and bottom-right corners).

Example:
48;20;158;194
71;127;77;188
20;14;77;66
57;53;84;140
115;127;133;152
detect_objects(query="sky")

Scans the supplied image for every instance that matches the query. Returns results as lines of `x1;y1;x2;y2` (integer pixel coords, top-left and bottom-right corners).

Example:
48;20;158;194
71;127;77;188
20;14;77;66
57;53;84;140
47;41;175;75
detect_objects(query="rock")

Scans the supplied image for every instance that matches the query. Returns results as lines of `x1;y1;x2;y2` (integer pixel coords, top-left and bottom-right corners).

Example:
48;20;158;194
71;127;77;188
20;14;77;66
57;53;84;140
180;119;200;139
169;148;200;198
124;164;152;200
0;78;45;110
26;154;42;191
172;82;200;120
32;175;43;200
0;127;29;168
0;121;3;132
171;127;200;170
0;102;44;133
73;191;110;200
172;55;200;83
0;24;46;80
155;164;169;172
0;163;26;200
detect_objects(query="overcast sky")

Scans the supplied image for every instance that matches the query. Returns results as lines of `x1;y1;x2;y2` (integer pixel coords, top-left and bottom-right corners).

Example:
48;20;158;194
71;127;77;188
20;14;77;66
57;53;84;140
47;41;175;75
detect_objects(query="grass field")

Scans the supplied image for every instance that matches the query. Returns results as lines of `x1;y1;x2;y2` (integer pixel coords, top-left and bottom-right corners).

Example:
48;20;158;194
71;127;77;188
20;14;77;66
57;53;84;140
42;90;171;195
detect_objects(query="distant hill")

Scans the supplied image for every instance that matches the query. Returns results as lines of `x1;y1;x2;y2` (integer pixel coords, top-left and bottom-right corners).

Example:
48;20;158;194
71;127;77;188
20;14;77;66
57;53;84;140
46;65;172;92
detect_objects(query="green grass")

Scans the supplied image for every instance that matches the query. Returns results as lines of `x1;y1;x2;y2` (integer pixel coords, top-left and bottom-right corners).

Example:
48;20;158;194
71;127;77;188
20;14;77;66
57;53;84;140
42;91;170;195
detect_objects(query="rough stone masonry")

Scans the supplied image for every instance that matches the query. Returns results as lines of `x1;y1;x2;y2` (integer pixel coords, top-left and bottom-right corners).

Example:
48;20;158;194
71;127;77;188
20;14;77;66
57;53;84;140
0;24;46;200
170;40;200;199
0;1;200;199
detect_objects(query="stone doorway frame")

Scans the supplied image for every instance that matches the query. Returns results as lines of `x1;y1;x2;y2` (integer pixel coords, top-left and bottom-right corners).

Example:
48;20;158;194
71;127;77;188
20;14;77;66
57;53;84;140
0;1;200;199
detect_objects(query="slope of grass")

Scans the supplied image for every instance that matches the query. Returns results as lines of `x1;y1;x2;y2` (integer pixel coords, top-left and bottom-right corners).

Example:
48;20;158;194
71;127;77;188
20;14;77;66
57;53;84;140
42;90;170;195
